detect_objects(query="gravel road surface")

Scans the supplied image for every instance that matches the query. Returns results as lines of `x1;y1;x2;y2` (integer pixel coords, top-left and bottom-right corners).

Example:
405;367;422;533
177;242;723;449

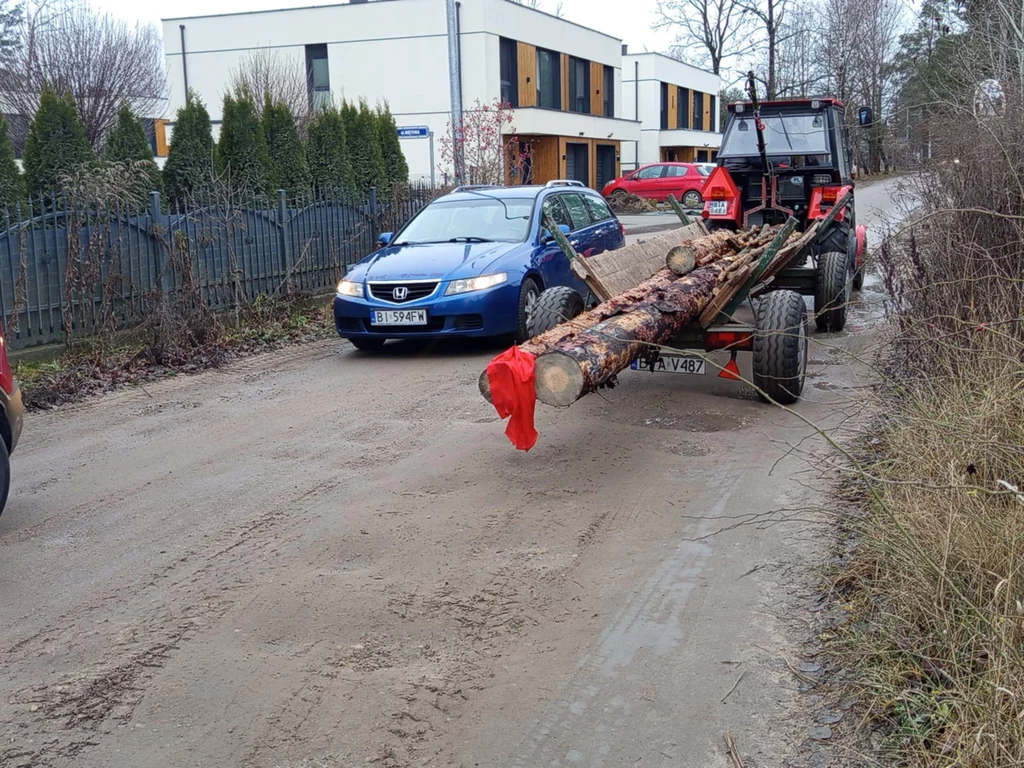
0;179;902;768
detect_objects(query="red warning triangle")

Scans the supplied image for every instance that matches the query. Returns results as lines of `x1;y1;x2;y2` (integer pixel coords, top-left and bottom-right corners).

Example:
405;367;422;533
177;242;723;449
718;355;742;380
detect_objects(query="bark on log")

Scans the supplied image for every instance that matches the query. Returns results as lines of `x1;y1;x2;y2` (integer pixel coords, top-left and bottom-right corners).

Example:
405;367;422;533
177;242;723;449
533;263;728;407
664;229;737;274
478;266;683;401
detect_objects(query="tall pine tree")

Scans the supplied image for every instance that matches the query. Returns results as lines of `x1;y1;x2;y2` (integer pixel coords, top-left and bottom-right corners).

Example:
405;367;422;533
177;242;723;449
0;114;22;208
347;99;388;198
164;93;216;205
104;104;162;196
307;105;355;195
23;84;94;198
263;96;310;197
375;101;409;190
217;89;272;196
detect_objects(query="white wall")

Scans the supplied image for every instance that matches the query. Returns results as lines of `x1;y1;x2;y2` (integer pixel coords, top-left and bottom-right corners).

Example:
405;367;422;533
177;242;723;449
621;52;723;167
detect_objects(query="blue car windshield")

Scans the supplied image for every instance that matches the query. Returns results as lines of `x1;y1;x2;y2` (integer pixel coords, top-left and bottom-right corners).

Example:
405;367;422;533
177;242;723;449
395;198;534;244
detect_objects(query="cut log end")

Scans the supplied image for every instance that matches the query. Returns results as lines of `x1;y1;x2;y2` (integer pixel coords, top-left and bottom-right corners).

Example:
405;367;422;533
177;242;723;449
534;352;586;407
666;245;697;276
478;368;493;403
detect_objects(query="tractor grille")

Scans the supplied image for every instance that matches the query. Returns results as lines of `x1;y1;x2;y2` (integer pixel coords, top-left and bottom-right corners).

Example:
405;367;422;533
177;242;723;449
746;176;810;202
367;281;439;304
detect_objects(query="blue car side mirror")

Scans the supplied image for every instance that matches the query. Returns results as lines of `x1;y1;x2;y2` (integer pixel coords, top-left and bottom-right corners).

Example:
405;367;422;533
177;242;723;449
377;232;393;247
542;224;571;243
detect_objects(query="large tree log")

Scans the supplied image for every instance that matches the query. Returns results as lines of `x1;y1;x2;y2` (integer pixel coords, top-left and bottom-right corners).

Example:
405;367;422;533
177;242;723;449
479;266;685;402
480;224;786;404
533;263;728;407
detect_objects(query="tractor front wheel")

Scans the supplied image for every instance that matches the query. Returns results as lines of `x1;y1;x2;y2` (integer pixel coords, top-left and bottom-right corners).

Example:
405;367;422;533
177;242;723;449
814;251;852;332
527;286;585;338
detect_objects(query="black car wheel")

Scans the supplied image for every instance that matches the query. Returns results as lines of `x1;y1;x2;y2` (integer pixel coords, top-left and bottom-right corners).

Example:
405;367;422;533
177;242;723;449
527;286;585;338
516;277;542;343
0;439;10;518
753;290;808;405
814;251;852;332
682;190;703;208
349;337;387;351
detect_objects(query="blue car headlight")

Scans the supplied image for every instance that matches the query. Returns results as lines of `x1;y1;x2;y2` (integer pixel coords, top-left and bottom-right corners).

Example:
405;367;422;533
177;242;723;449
444;272;508;296
337;279;364;298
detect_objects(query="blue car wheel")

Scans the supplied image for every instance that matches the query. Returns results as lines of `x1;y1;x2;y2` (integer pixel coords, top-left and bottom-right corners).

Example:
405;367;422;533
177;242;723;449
516;277;541;343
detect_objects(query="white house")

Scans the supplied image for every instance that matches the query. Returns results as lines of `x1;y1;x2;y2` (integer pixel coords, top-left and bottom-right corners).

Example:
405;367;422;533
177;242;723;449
161;0;642;188
621;52;723;170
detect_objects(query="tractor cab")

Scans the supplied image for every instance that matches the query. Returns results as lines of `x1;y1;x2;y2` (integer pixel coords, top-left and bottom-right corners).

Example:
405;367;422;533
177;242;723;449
702;98;855;235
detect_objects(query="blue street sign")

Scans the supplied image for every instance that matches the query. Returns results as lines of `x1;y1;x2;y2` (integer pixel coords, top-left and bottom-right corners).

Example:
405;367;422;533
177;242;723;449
397;126;430;138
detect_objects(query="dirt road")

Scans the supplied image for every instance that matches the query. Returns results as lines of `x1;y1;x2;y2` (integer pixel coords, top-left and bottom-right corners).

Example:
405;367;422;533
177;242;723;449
0;179;901;768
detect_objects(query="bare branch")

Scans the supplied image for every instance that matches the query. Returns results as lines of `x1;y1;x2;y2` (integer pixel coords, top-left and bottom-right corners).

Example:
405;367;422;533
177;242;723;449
0;0;167;149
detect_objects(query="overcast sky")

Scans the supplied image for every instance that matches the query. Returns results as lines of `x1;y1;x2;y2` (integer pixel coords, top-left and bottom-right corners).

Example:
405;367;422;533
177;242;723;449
89;0;679;54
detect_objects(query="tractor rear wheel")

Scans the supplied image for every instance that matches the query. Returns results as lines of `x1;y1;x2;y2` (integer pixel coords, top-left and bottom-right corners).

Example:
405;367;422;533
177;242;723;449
814;250;852;332
753;290;808;405
527;286;585;338
849;228;865;291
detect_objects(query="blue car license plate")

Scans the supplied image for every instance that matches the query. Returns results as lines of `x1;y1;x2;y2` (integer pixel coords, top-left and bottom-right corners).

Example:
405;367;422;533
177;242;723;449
370;309;428;326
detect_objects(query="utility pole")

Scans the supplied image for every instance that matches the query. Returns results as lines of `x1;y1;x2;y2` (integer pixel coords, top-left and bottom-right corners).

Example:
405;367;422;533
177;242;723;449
446;0;465;183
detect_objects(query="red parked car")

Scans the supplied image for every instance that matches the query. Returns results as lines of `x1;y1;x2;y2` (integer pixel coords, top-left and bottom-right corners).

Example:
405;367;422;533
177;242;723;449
0;323;23;518
602;162;712;207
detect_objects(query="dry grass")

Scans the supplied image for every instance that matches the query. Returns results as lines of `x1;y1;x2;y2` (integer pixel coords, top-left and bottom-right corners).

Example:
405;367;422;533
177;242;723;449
833;97;1024;764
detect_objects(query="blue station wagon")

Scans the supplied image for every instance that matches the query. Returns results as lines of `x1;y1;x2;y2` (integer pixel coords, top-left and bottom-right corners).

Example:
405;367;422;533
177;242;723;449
333;181;626;349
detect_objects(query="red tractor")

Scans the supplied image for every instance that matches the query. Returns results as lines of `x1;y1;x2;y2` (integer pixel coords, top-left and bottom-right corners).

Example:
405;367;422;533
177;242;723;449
701;75;867;331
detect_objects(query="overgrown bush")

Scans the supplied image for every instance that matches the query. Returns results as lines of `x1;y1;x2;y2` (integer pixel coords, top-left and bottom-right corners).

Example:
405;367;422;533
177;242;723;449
347;99;388;198
23;84;94;198
376;101;409;190
307;105;355;195
164;92;216;205
837;49;1024;767
0;113;22;208
103;103;162;200
217;89;272;196
263;96;310;197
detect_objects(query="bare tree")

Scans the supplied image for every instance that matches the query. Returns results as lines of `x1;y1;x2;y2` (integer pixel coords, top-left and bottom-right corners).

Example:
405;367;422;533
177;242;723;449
228;46;311;130
655;0;751;75
1;0;167;149
739;0;788;98
850;0;903;171
772;2;824;97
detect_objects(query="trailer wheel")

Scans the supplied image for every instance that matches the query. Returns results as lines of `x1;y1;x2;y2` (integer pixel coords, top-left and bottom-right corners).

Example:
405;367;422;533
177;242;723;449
527;286;585;338
814;250;851;332
754;290;808;405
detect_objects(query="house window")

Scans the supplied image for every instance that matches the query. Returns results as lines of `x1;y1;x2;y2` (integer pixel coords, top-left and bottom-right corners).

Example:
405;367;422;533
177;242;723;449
677;87;688;129
660;83;669;129
709;94;717;132
568;57;589;114
500;37;518;107
305;44;331;111
603;65;614;117
692;90;704;131
537;48;561;109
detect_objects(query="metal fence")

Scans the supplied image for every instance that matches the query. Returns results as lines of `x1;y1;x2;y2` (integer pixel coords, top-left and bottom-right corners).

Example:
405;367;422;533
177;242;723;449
0;184;441;351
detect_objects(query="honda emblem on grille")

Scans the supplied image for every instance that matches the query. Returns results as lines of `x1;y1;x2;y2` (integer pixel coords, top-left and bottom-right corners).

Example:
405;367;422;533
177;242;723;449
393;286;409;300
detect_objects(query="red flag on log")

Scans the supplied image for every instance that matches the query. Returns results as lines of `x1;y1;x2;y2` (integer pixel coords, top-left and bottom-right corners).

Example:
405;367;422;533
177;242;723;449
486;347;539;451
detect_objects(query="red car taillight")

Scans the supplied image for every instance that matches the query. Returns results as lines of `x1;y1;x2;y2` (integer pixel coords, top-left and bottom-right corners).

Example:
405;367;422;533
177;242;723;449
0;322;12;395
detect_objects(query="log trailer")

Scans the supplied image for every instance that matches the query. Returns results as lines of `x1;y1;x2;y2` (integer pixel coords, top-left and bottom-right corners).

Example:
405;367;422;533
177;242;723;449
479;83;870;450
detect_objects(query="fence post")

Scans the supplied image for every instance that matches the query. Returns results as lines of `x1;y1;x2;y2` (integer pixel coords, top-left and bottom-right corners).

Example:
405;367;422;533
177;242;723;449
150;191;173;293
369;186;379;242
277;189;290;275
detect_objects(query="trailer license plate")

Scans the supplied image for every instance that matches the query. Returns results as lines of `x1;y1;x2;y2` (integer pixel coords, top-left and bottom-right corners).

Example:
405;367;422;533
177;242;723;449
708;201;728;215
631;356;706;375
370;309;428;326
